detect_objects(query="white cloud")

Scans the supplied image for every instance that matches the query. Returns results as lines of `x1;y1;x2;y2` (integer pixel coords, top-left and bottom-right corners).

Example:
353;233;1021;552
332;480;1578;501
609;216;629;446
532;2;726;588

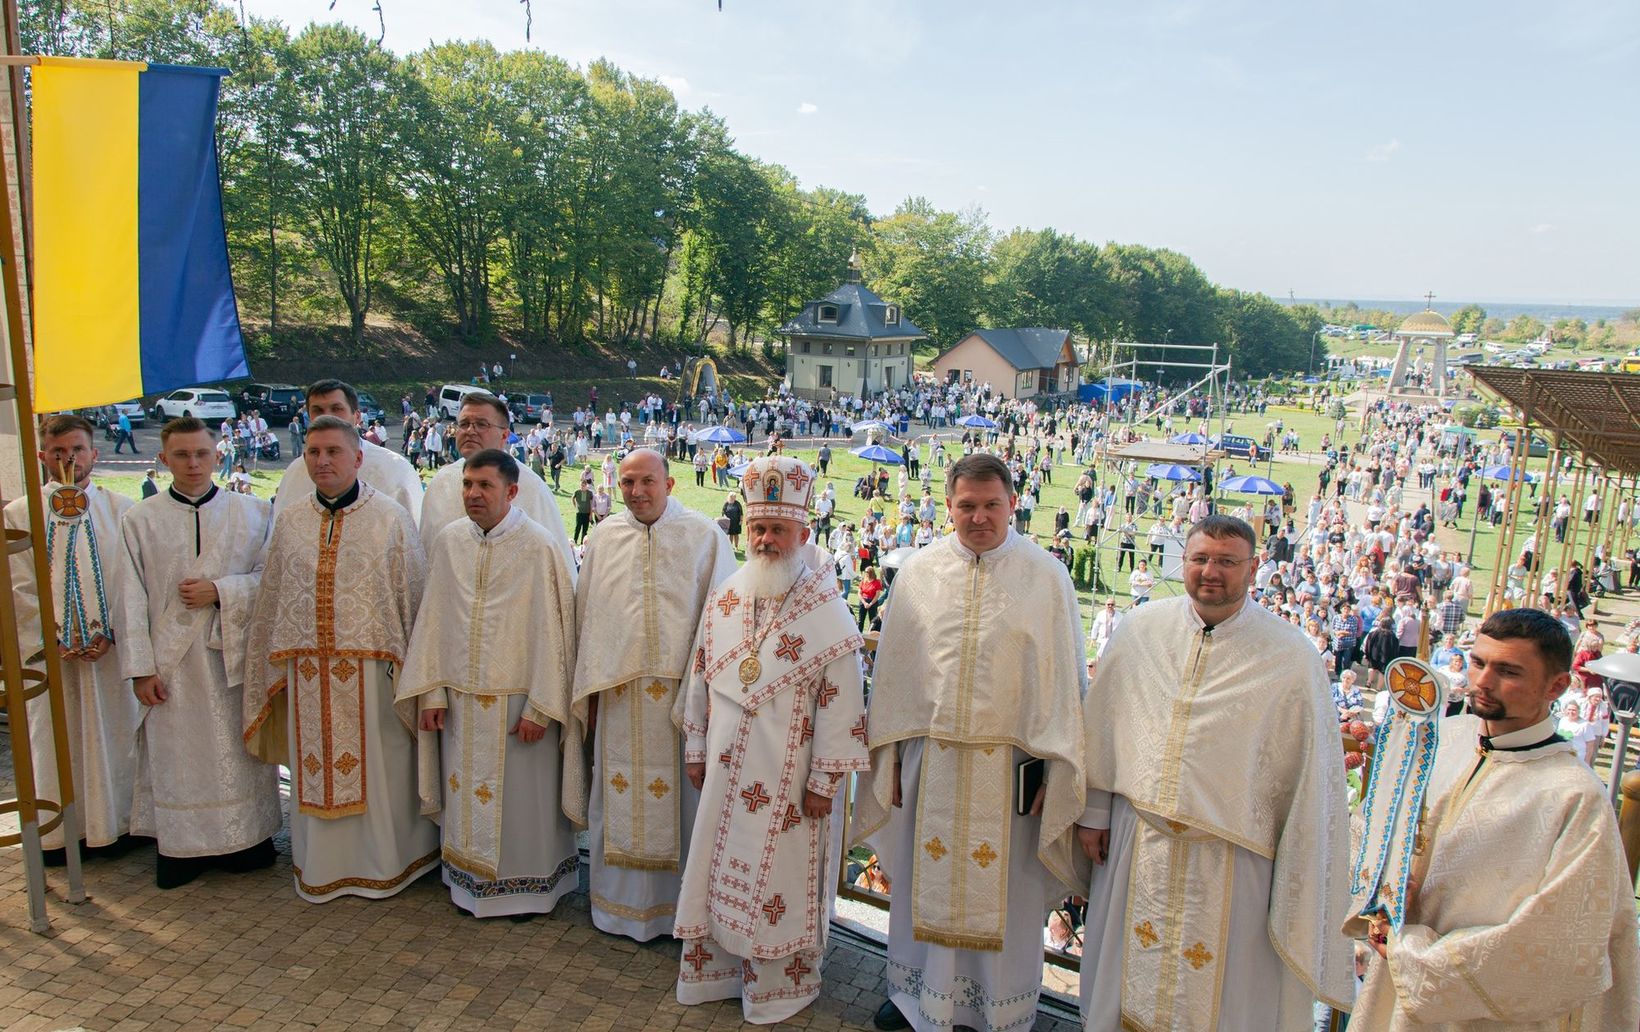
1530;223;1556;234
1365;139;1401;162
659;75;691;96
797;101;819;115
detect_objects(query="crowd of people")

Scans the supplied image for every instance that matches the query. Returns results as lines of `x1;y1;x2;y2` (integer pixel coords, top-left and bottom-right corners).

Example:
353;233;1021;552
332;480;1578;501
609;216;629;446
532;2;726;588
8;372;1639;1032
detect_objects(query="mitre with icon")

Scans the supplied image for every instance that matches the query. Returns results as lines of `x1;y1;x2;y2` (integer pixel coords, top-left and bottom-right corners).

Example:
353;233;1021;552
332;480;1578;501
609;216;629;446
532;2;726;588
740;456;816;523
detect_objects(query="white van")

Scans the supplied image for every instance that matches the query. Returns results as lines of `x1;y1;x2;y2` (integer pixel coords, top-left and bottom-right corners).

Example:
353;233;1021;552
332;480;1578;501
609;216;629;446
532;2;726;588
436;383;487;420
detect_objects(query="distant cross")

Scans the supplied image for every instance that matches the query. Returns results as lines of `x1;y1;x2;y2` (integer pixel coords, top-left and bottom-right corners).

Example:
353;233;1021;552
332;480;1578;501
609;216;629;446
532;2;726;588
1423;291;1436;309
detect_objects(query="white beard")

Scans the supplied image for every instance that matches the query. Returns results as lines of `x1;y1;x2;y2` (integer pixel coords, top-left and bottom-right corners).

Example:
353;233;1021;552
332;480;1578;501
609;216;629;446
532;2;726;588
742;551;805;599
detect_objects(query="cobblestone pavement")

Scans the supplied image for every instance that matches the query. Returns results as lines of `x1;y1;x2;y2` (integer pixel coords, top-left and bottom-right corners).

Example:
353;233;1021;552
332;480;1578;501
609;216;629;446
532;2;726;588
0;741;1078;1032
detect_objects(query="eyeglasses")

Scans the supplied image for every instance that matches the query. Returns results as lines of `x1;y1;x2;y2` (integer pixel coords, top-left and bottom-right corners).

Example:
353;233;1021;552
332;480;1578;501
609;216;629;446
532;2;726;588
1183;555;1253;570
456;420;502;432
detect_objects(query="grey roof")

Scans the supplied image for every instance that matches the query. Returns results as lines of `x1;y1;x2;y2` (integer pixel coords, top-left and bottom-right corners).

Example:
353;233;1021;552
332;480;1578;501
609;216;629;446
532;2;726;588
777;282;925;341
952;328;1073;371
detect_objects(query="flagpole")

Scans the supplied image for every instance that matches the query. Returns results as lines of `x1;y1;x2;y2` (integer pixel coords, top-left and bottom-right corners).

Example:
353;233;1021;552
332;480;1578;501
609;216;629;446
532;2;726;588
0;0;88;929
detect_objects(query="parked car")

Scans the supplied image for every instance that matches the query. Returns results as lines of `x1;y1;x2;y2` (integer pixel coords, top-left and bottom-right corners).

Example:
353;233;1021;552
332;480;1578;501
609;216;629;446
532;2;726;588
1498;429;1550;458
1211;433;1257;459
236;382;303;424
151;387;236;427
508;393;551;423
435;383;486;420
356;391;385;427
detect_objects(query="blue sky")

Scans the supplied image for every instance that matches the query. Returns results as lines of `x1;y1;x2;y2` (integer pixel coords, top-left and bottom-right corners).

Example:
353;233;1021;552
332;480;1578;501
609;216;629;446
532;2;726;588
242;0;1640;305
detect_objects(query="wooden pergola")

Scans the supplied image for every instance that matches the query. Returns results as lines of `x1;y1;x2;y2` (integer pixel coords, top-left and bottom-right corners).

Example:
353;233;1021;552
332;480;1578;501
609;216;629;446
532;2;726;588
1467;366;1640;615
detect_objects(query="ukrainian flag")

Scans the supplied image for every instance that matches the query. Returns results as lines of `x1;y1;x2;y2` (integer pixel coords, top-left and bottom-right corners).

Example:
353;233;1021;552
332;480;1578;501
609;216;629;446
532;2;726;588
31;57;247;413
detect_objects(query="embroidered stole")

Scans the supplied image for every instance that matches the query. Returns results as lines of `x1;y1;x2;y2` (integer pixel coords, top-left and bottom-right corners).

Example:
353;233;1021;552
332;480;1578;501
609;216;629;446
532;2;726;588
441;692;509;880
44;500;113;652
911;741;1012;951
601;676;682;871
1120;810;1235;1032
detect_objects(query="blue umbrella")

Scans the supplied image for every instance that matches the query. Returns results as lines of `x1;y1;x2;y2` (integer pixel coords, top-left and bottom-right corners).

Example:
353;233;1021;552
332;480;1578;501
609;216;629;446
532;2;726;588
1220;474;1285;495
850;419;894;433
956;414;996;429
1480;465;1537;484
1146;463;1201;482
696;425;746;444
1169;432;1209;445
727;461;752;478
850;444;903;465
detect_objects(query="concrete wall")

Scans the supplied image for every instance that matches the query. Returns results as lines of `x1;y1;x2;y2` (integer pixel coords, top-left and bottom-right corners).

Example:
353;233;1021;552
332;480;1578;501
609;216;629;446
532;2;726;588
786;337;915;400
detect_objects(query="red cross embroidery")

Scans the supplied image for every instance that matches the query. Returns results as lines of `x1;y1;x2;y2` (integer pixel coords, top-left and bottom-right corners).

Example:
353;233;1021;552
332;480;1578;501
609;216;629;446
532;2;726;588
780;804;803;832
816;680;838;708
775;633;805;663
719;751;732;766
694;646;706;674
740;781;771;813
762;894;787;925
784;955;812;986
785;466;812;493
683;942;713;973
850;714;869;745
716;589;741;617
800;717;814;745
742;959;758;984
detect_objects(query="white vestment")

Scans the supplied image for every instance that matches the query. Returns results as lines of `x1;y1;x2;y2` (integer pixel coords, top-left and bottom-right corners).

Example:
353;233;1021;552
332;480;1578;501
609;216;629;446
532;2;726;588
673;564;870;1024
6;483;138;848
274;438;423;526
417;458;574;578
119;488;281;857
571;498;736;940
1080;597;1353;1031
1347;715;1640;1031
243;484;438;902
854;531;1088;1032
396;508;582;917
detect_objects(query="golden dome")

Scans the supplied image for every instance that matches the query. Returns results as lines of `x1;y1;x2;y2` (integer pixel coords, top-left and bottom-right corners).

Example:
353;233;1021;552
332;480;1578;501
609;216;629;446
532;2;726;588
1397;309;1454;337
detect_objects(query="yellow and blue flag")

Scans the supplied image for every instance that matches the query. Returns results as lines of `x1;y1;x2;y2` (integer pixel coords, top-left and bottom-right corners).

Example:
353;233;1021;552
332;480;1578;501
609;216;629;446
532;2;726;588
31;57;247;413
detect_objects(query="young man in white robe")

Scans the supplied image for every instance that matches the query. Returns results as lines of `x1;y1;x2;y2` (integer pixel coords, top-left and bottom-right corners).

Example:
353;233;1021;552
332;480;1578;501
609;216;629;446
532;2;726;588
5;414;140;862
674;456;870;1024
853;453;1088;1032
1078;514;1353;1030
120;417;281;888
416;392;574;576
1346;608;1639;1030
273;379;423;524
243;415;438;903
571;447;735;940
397;449;582;918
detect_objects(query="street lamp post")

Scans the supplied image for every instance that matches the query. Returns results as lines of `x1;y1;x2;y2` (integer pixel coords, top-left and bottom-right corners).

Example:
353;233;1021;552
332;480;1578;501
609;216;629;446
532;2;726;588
1309;331;1319;377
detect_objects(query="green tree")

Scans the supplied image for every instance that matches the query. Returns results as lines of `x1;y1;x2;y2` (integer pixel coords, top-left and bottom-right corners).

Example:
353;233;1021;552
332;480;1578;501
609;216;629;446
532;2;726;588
1448;303;1487;337
1502;315;1546;343
284;24;399;343
394;41;513;340
864;198;992;348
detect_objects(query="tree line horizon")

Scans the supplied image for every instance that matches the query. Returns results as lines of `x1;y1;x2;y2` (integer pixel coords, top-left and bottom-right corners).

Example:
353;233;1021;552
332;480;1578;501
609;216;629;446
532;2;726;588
34;0;1593;380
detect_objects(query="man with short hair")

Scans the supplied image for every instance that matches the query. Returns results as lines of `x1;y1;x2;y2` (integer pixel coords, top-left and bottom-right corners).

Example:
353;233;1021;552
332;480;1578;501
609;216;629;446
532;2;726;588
674;456;869;1024
6;415;140;861
1347;608;1639;1028
120;417;280;887
572;448;735;940
1079;514;1352;1029
856;453;1087;1032
273;379;423;523
397;449;582;917
416;392;574;574
244;416;438;902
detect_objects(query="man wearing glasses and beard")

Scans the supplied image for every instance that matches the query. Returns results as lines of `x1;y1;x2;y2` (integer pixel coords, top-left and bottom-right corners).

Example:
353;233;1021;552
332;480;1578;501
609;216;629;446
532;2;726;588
1077;514;1354;1030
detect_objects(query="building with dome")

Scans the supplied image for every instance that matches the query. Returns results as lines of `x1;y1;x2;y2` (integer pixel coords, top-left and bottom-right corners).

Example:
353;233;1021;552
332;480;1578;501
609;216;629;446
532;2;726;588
1388;306;1455;397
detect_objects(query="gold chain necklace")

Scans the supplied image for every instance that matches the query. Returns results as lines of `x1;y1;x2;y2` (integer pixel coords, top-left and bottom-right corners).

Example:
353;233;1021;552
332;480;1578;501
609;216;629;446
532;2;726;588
738;580;800;686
